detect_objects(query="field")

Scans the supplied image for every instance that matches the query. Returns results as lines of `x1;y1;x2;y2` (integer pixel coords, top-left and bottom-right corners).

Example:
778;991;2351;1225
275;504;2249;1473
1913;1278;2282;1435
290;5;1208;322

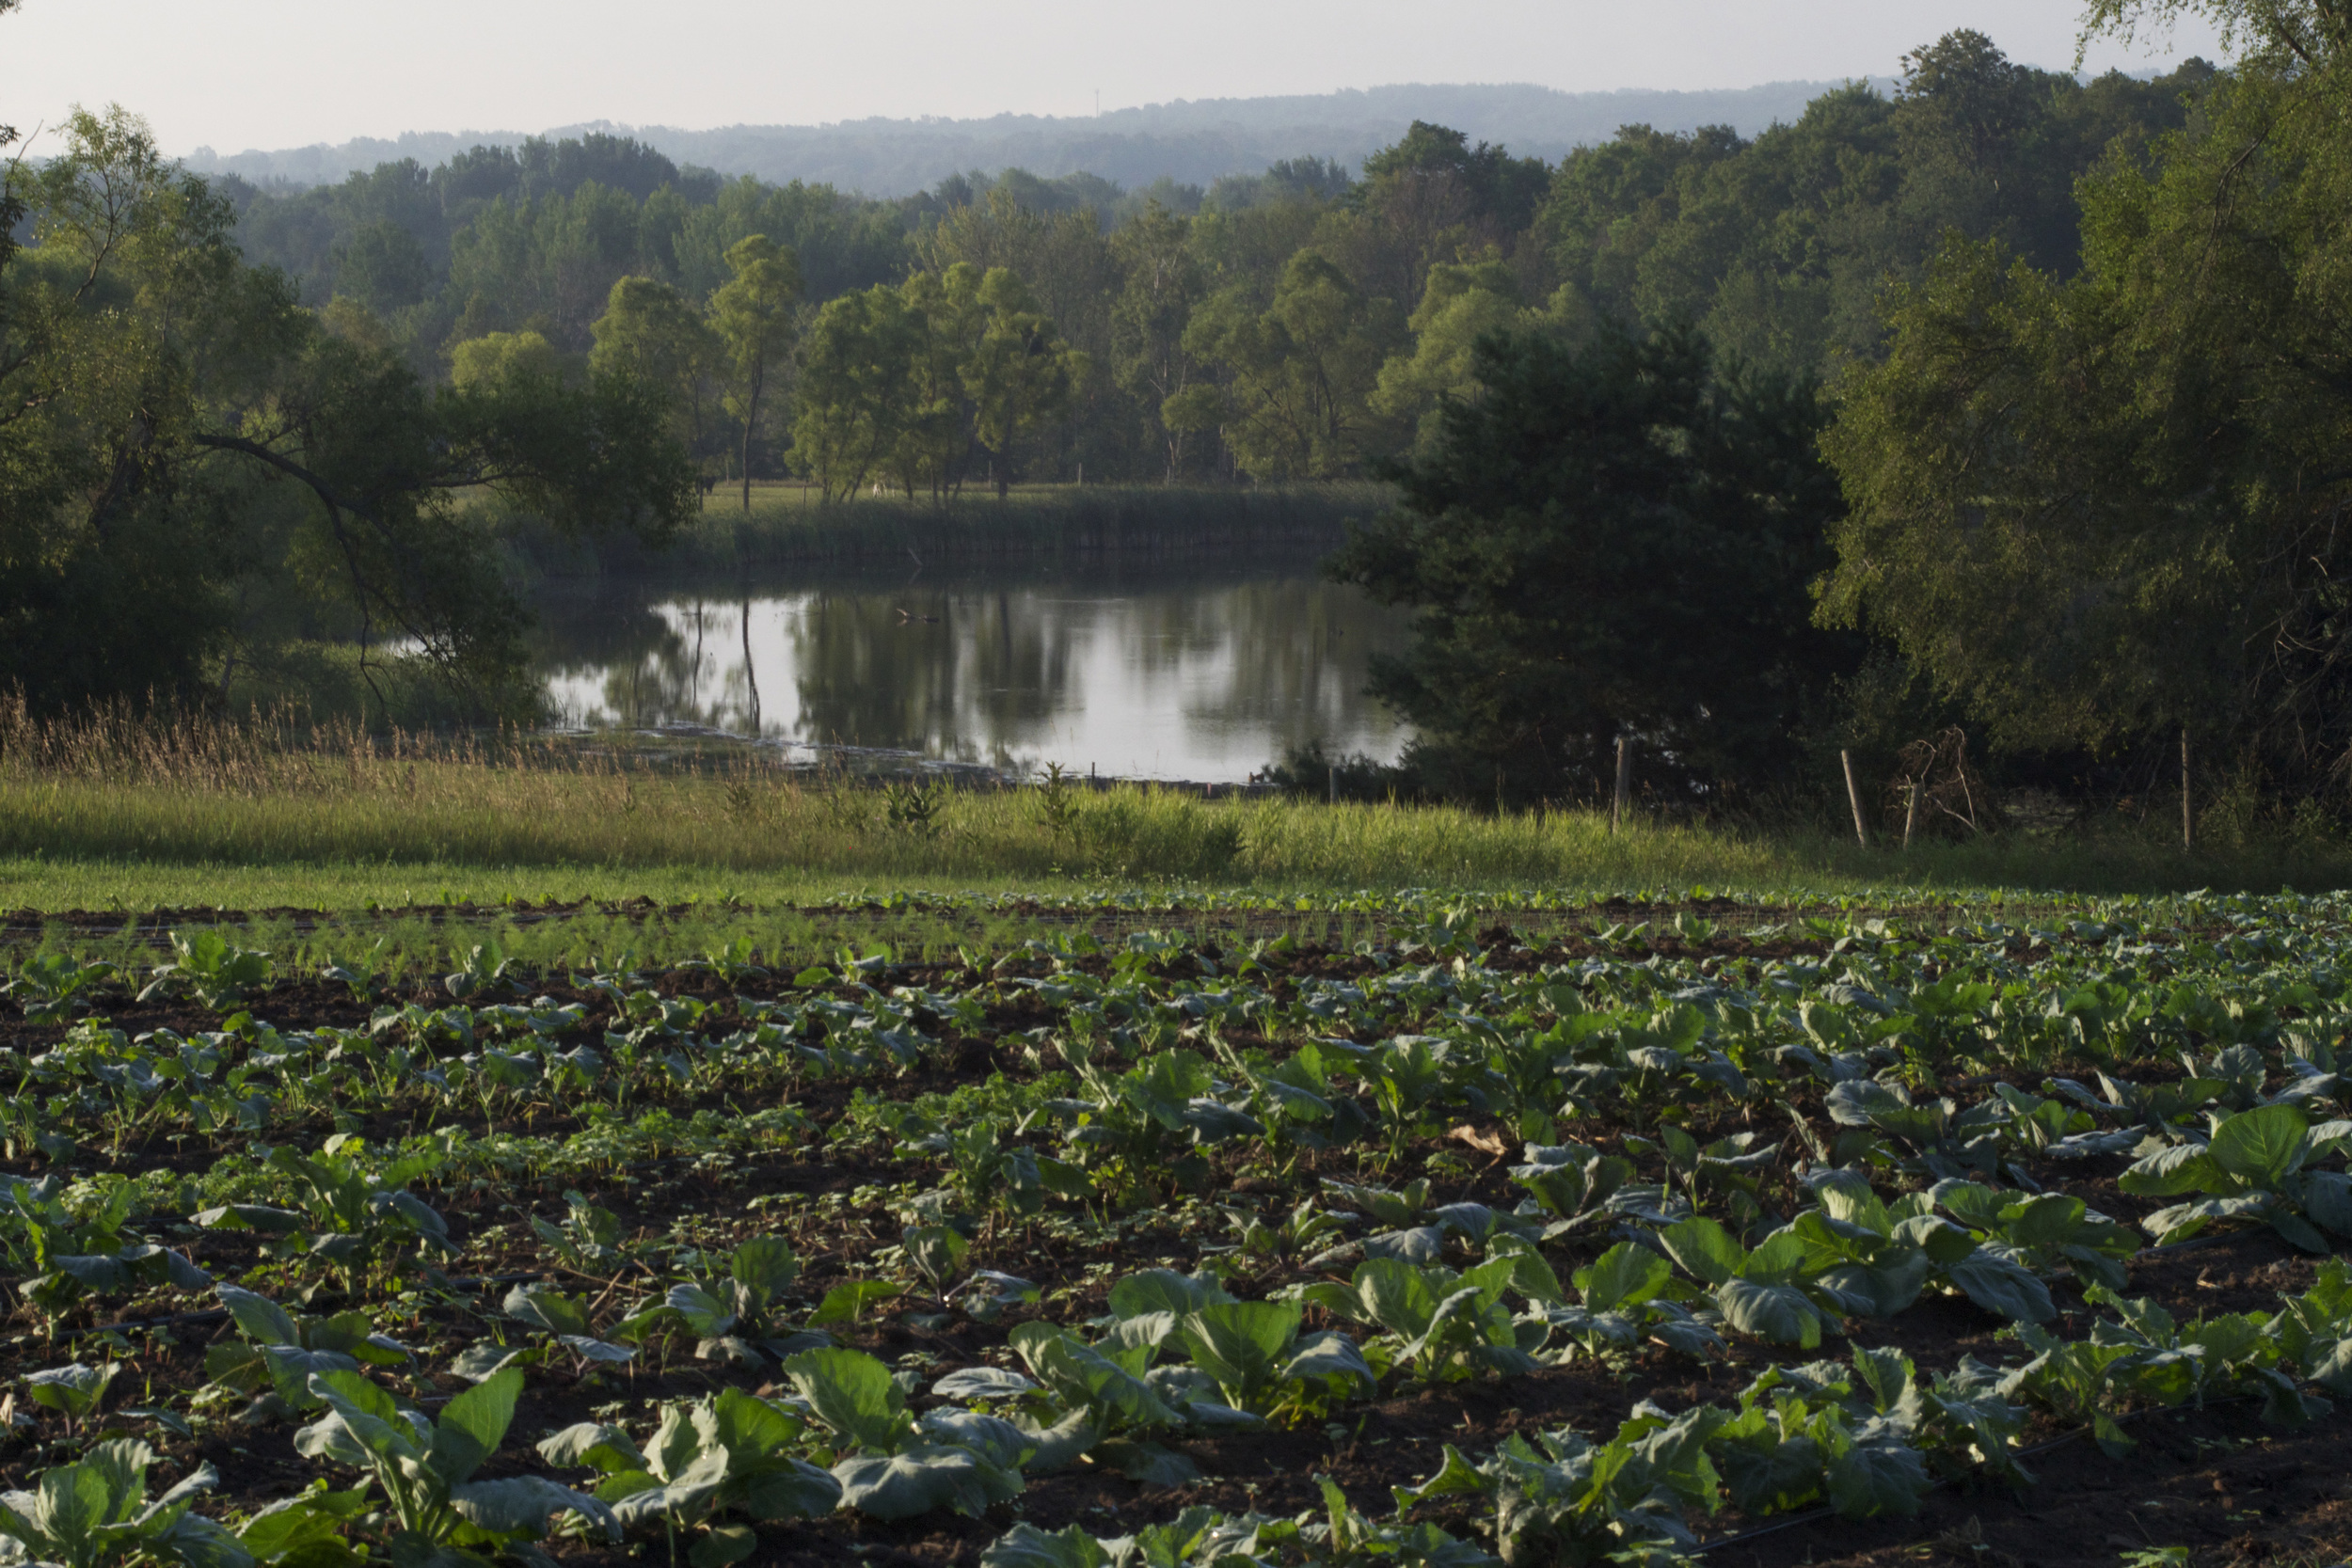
0;891;2348;1568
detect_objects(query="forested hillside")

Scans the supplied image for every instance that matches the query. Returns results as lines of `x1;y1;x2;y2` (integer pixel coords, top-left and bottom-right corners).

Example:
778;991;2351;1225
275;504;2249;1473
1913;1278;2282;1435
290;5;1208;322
211;33;2207;496
182;79;1888;194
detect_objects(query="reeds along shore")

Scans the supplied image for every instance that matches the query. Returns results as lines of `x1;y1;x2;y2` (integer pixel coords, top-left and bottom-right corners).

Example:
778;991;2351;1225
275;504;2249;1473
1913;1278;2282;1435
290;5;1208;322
495;482;1394;578
3;699;2348;899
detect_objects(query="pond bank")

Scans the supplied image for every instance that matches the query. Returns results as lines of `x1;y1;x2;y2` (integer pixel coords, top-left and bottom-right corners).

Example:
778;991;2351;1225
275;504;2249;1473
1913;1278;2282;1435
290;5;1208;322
501;482;1393;580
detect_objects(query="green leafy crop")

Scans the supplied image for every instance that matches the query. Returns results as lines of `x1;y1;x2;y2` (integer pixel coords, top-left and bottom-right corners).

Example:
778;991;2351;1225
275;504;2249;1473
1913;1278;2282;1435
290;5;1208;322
2119;1102;2352;1251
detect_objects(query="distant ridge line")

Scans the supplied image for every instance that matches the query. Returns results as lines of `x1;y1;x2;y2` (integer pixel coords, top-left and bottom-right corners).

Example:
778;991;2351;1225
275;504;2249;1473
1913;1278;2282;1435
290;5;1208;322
181;78;1901;196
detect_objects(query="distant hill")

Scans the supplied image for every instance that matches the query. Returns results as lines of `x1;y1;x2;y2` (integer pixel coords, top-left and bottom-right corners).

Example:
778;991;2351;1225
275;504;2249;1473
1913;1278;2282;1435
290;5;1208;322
181;79;1897;195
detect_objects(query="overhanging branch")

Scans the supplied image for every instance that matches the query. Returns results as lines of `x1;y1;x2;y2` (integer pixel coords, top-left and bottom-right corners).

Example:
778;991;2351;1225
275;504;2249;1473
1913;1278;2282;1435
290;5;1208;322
190;432;376;521
192;430;398;713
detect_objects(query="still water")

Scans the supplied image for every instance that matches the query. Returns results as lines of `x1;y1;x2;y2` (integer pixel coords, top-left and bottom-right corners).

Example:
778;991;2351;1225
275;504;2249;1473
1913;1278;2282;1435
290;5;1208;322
534;552;1414;783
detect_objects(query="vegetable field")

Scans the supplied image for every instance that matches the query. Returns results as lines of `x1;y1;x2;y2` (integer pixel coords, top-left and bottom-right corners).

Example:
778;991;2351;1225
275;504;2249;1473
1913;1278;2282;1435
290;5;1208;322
1;895;2350;1568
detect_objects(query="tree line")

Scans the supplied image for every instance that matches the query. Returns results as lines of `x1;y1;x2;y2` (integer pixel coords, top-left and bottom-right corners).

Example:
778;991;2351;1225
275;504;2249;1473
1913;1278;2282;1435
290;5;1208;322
1337;0;2352;832
199;35;2201;502
11;4;2344;834
0;95;697;719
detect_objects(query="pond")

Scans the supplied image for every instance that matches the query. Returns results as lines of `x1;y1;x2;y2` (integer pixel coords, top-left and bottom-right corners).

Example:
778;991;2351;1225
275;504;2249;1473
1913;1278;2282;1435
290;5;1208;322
533;549;1416;783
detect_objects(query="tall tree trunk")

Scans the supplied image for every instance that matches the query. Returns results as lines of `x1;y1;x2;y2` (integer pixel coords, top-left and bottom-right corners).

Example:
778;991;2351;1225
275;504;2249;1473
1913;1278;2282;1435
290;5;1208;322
739;363;764;514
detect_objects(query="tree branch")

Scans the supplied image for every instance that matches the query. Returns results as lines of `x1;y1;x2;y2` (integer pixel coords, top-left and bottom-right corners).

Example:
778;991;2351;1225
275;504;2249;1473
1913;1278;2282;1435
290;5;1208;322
190;432;379;521
192;430;404;714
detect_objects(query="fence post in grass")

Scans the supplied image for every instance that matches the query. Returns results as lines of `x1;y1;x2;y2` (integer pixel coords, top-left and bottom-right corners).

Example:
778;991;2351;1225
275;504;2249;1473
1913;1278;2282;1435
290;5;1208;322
1902;778;1921;851
1328;765;1336;806
1842;750;1870;848
2181;725;2193;852
1611;736;1631;834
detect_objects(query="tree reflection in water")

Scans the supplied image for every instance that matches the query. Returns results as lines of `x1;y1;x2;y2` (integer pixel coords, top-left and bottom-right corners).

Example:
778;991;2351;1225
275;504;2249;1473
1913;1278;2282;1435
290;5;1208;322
536;555;1410;782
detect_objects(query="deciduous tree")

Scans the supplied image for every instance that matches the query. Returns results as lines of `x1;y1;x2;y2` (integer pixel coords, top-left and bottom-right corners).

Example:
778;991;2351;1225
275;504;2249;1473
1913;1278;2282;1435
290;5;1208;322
1183;251;1400;480
1333;325;1853;800
1370;259;1541;455
1110;202;1206;482
0;105;696;717
790;285;917;500
1820;38;2352;795
448;328;561;388
590;275;721;480
708;233;802;511
887;266;984;499
962;268;1087;498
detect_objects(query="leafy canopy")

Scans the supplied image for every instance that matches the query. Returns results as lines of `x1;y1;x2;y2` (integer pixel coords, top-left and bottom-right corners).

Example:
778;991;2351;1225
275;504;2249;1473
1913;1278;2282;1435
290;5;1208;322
1330;324;1853;801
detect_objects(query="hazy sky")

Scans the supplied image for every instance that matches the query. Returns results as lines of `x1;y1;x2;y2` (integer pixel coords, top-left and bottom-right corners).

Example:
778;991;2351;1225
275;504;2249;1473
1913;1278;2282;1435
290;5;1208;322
9;0;2223;156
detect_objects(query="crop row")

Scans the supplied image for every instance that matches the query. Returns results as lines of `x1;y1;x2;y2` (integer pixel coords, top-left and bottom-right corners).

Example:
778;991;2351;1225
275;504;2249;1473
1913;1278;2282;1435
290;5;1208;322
1;897;2350;1562
12;1255;2349;1568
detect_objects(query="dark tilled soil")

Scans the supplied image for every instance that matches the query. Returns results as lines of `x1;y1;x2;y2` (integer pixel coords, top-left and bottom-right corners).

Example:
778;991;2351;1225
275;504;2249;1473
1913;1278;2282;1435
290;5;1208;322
1734;1401;2352;1568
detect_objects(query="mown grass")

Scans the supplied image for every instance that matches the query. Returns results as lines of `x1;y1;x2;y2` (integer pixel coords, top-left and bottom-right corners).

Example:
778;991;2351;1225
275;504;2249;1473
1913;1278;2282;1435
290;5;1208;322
499;480;1392;578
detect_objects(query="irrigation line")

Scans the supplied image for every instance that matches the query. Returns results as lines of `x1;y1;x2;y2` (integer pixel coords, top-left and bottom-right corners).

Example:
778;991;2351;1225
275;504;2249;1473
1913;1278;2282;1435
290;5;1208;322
2140;1229;2247;1258
70;1307;230;1339
1692;1502;1837;1555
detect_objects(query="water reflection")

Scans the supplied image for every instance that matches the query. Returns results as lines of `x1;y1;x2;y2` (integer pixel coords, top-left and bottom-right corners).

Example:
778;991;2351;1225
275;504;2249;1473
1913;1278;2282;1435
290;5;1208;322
534;558;1412;782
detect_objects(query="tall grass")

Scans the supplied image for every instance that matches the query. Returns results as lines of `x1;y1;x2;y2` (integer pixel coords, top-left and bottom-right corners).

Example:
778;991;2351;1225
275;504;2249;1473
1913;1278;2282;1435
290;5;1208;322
0;698;1764;886
500;482;1392;579
2;698;2345;910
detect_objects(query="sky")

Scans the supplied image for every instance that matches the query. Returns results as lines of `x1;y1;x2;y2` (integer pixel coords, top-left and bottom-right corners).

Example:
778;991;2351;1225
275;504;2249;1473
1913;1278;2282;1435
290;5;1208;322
8;0;2225;157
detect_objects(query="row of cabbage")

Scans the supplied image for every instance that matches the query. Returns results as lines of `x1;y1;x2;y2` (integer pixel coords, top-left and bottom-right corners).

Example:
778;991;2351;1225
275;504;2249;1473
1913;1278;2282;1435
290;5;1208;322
5;911;2352;1334
14;1259;2349;1568
7;901;2352;1555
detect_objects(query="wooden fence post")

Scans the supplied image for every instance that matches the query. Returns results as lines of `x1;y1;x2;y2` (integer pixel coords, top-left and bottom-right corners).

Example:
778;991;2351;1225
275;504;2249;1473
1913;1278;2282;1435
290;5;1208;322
2181;726;2193;852
1842;750;1870;849
1902;778;1921;851
1612;736;1631;834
